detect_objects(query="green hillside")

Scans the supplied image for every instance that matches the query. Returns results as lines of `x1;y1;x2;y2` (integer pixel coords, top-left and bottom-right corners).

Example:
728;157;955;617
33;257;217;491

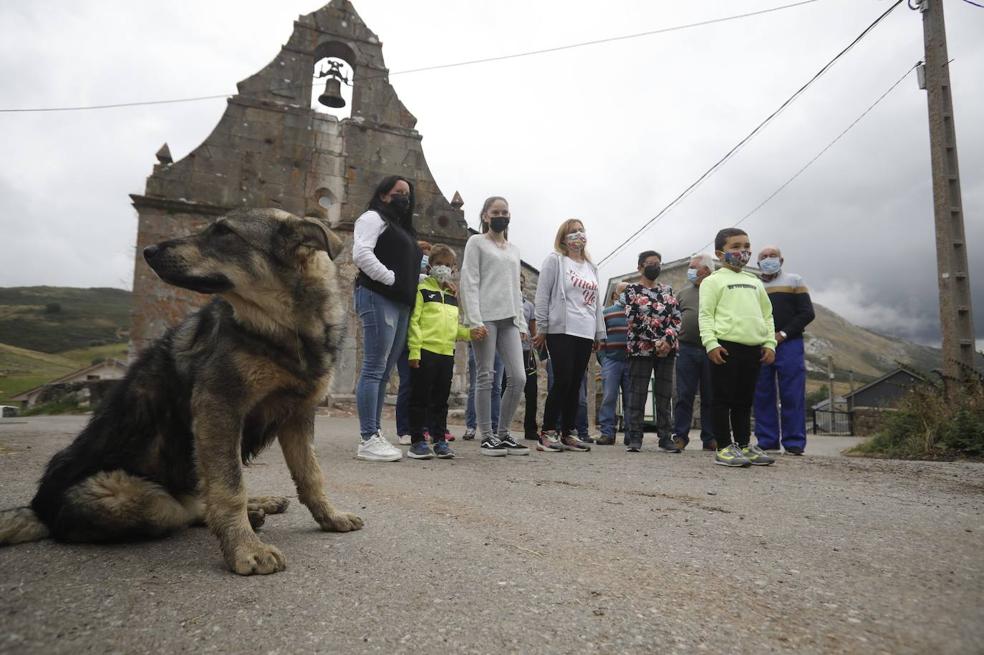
0;286;131;353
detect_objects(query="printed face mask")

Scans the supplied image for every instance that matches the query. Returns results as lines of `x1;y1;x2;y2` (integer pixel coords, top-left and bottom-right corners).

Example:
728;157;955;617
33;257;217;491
723;250;752;268
565;230;587;249
643;264;661;280
488;217;509;233
759;257;781;275
431;265;453;284
687;267;699;283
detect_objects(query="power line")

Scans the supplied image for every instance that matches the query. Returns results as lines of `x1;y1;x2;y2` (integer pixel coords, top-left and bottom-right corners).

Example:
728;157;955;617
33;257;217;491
689;61;921;255
0;0;823;114
595;0;904;267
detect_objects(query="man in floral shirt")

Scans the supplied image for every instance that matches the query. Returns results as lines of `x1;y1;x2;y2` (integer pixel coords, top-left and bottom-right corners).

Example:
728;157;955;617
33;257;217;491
616;250;682;453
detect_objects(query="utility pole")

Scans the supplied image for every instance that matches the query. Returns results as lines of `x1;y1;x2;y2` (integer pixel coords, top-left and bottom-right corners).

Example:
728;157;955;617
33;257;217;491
826;356;836;412
916;0;976;397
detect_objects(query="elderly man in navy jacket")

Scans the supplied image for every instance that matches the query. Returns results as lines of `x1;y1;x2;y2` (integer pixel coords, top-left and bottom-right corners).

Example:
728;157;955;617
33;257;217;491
753;246;815;455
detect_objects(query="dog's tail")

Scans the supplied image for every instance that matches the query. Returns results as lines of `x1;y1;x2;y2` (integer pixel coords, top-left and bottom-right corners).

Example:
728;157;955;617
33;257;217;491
0;506;49;545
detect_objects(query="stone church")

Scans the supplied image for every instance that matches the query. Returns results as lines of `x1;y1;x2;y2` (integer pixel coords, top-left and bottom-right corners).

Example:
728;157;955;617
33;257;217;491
128;0;538;400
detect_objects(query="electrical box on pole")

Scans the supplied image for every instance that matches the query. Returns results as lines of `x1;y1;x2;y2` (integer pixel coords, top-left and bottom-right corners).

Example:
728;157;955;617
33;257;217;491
916;0;977;396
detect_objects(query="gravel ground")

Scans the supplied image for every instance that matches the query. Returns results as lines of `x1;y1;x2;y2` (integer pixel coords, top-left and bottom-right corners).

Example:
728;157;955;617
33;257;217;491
1;415;982;654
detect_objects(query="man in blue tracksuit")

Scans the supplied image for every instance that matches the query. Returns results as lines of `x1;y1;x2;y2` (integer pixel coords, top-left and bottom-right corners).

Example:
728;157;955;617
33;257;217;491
753;246;815;455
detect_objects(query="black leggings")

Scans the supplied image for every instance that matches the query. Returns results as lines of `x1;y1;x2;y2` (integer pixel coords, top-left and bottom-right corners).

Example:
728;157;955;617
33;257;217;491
408;350;455;444
542;334;593;436
709;340;762;447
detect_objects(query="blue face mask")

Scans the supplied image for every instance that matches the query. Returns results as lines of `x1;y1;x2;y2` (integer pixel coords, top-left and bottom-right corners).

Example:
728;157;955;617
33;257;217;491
687;268;699;284
420;254;429;272
759;257;781;275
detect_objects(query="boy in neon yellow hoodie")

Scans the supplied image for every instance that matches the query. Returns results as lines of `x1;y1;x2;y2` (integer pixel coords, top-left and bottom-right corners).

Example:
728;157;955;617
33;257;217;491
406;244;483;459
698;228;777;468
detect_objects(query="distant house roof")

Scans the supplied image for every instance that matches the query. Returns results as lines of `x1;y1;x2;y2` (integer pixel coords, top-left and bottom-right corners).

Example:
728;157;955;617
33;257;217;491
843;367;926;409
10;359;128;402
812;396;847;411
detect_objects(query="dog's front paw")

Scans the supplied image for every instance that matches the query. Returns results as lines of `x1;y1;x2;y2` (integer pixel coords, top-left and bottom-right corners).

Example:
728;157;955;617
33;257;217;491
319;511;364;533
229;541;286;575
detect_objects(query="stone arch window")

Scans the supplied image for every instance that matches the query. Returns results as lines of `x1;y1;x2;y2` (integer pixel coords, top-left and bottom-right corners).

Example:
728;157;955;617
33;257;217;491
310;42;357;120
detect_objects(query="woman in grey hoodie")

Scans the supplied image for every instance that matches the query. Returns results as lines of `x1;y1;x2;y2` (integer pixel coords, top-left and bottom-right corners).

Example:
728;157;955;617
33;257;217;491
533;219;606;453
459;196;531;457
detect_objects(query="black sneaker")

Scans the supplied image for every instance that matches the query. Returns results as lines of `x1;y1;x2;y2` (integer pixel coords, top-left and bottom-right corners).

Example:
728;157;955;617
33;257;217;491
500;435;530;456
658;438;682;453
480;436;508;457
784;446;804;456
626;441;642;453
596;435;615;446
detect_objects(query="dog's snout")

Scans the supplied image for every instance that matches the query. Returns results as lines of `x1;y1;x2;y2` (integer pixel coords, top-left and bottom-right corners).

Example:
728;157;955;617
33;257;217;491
143;245;161;262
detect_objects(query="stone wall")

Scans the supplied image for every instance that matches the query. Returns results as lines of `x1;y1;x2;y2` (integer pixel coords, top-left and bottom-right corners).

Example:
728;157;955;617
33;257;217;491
128;0;539;401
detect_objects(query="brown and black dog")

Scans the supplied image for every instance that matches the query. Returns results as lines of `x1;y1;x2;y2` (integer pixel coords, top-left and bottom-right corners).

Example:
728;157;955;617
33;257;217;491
0;208;362;575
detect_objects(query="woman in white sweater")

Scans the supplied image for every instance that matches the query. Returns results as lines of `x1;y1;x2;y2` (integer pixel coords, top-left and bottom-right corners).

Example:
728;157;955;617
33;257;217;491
459;197;530;457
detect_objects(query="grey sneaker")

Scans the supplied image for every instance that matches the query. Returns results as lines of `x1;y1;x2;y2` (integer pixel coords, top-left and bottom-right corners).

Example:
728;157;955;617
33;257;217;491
561;434;591;452
537;431;563;453
742;444;776;466
462;428;477;441
715;443;751;467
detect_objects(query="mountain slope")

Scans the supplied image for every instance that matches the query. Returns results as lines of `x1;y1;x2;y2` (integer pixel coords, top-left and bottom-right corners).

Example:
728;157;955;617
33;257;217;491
0;286;131;353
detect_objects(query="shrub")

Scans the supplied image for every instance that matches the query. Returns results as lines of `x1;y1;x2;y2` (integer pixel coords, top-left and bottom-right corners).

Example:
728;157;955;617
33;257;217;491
851;379;984;460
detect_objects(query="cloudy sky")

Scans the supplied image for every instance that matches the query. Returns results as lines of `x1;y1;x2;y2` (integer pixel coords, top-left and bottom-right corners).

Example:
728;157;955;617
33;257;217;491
1;0;982;348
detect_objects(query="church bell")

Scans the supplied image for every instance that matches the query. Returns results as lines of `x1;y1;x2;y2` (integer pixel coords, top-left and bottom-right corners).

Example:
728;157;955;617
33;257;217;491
317;61;348;109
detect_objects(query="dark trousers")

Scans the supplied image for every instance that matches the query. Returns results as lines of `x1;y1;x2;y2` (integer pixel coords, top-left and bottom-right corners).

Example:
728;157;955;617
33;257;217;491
542;334;593;436
709;340;762;448
396;345;412;435
408;349;455;445
625;355;674;446
673;342;716;446
502;349;539;435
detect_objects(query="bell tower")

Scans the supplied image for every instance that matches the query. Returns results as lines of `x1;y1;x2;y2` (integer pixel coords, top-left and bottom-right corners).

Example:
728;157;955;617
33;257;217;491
128;0;472;394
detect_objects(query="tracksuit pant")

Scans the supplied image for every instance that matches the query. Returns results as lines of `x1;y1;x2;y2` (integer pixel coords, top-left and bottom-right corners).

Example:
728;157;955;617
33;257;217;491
753;337;807;451
408;350;455;445
709;340;762;448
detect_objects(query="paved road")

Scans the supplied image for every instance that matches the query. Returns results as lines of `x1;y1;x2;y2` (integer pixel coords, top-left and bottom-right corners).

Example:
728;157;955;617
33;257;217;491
1;415;981;654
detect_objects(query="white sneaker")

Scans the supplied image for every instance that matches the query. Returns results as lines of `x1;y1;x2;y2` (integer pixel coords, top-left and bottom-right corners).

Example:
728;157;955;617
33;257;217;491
357;433;403;462
398;434;412;446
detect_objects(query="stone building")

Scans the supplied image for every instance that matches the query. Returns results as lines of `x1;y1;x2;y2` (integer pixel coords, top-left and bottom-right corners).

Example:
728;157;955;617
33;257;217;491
128;0;538;400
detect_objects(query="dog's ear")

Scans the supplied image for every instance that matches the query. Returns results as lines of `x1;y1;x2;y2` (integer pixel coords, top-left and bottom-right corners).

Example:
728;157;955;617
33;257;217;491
298;219;344;260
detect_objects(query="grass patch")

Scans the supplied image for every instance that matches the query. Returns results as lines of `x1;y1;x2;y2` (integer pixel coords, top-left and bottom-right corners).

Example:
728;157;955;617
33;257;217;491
849;380;984;460
21;399;91;416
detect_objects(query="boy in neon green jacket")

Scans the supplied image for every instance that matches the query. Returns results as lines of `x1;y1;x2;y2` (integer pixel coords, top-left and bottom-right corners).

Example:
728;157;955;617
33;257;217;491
698;228;777;468
406;244;483;459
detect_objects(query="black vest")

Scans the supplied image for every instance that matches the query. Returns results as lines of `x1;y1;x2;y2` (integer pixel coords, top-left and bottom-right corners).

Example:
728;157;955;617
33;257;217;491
356;214;422;308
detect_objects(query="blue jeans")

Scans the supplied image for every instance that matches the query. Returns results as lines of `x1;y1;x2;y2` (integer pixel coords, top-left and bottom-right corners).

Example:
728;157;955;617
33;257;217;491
396;345;411;435
598;356;630;437
354;286;410;439
754;338;807;451
546;360;588;437
673;343;715;447
466;344;502;431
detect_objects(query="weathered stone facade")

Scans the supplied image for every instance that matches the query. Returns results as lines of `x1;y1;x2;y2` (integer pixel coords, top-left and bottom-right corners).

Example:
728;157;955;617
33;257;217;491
128;0;534;400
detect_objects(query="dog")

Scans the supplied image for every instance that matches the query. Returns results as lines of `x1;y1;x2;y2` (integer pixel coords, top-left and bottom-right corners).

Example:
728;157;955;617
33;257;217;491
0;208;363;575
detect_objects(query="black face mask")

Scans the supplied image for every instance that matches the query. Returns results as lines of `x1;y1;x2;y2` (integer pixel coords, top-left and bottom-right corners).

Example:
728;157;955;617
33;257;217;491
643;264;661;281
389;195;410;214
488;217;509;233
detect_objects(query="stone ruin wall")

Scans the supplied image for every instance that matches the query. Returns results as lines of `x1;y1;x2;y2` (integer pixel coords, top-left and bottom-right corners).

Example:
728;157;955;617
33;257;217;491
128;0;541;403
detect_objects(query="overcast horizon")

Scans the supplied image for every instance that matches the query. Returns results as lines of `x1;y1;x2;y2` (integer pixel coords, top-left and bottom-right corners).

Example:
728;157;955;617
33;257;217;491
1;0;982;350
